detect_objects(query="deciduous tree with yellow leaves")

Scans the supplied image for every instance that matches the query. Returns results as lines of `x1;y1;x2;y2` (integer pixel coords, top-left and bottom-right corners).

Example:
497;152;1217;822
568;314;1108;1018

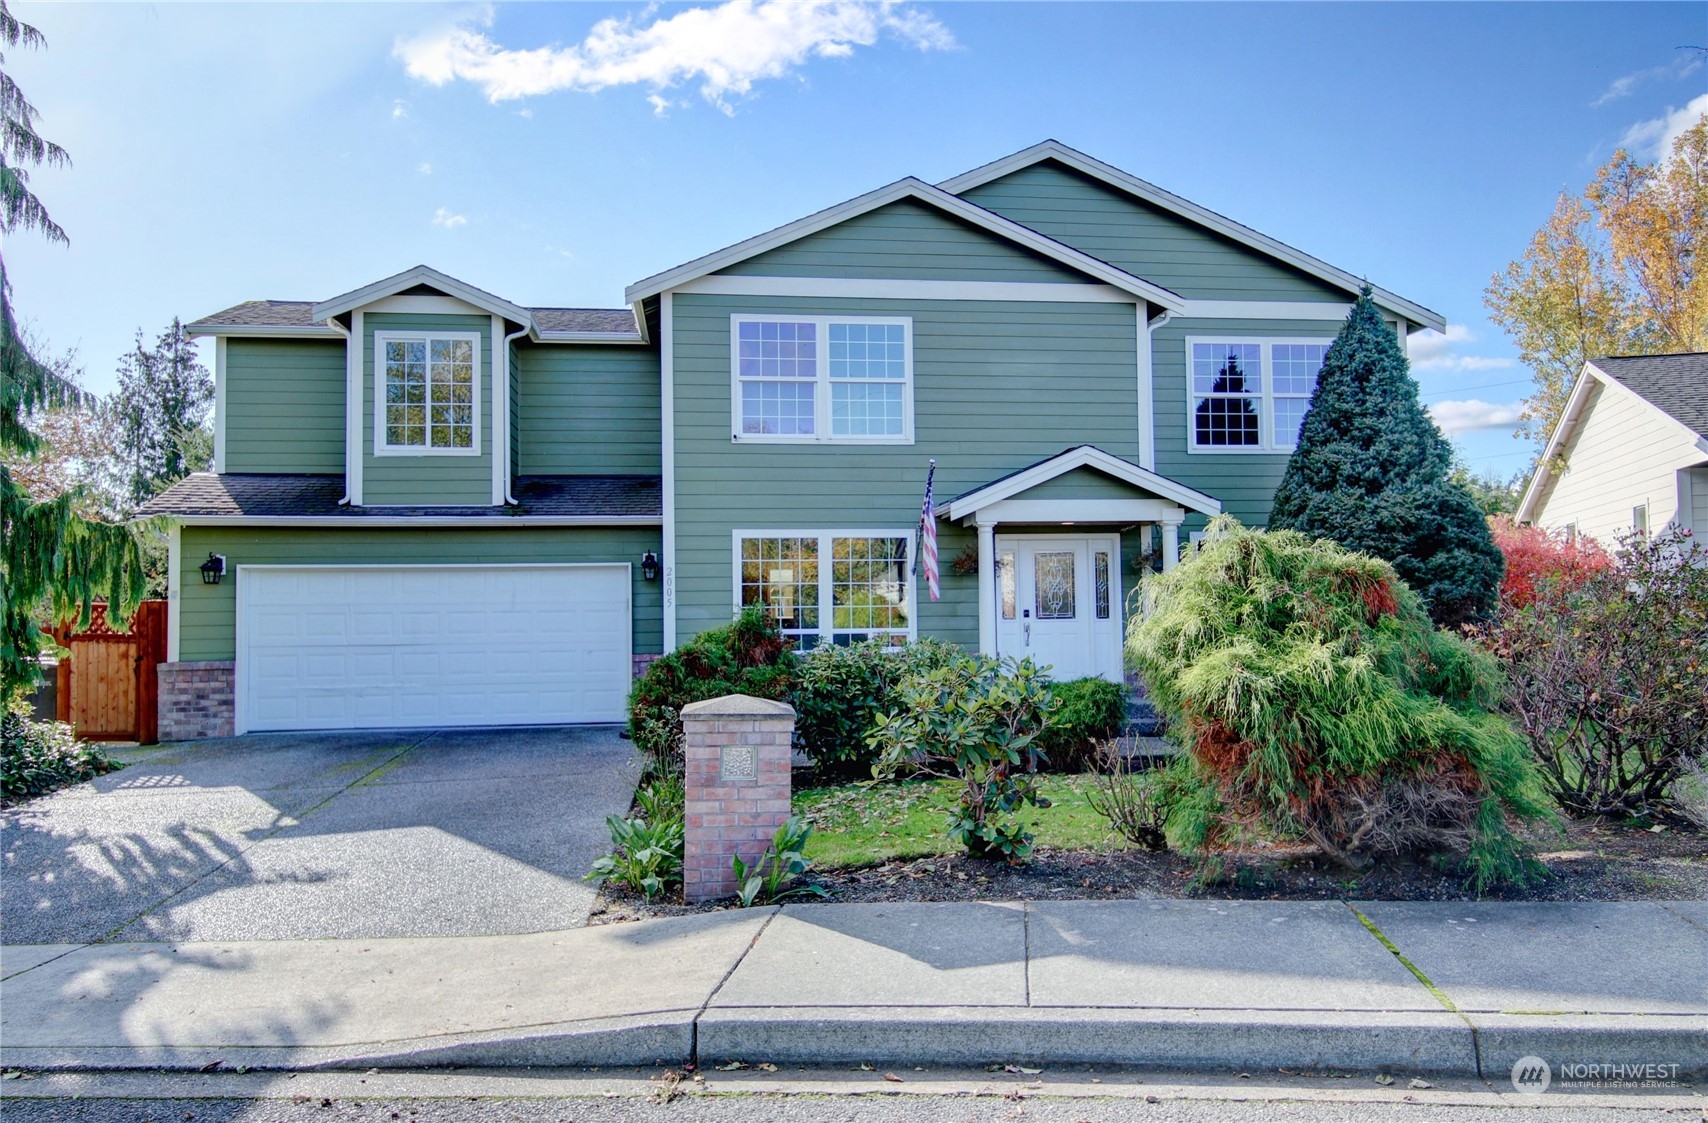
1485;116;1707;446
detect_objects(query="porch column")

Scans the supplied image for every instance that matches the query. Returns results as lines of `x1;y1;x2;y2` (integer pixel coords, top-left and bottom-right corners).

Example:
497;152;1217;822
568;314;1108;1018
976;516;997;656
1160;517;1183;571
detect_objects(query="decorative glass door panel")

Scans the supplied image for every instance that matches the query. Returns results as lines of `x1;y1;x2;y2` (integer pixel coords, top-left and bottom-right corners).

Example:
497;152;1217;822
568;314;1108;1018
993;535;1124;683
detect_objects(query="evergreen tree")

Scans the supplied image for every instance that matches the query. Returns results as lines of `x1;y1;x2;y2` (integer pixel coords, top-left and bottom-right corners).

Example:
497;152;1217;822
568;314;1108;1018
1269;290;1504;627
0;2;144;694
108;319;212;505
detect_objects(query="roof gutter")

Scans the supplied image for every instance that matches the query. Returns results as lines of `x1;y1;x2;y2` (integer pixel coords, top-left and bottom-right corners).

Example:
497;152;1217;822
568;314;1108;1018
324;317;353;506
500;321;529;505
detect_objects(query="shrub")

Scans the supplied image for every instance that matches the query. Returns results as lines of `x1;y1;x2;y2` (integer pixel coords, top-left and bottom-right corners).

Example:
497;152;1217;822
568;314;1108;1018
731;815;829;907
1084;743;1169;851
1127;517;1552;890
792;638;962;774
867;653;1059;861
1037;677;1127;772
627;606;796;770
1;707;121;805
1482;526;1708;820
585;769;685;901
1487;516;1611;609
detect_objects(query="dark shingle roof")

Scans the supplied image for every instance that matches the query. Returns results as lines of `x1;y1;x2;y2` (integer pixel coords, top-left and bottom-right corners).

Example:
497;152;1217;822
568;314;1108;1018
138;474;661;520
1594;353;1708;439
529;308;641;336
188;301;320;330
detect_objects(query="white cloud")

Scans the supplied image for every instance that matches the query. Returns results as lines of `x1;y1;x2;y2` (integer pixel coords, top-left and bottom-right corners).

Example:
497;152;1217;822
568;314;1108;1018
1619;92;1708;161
431;207;468;229
1429;399;1525;436
417;162;432;175
392;98;410;119
395;0;956;110
1592;54;1701;107
1408;325;1519;372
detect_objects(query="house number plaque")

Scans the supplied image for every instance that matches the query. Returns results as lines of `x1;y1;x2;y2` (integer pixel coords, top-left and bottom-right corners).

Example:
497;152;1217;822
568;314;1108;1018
720;744;757;781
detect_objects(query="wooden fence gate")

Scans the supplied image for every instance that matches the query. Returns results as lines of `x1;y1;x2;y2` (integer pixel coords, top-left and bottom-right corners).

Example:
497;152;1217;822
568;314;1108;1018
52;600;167;744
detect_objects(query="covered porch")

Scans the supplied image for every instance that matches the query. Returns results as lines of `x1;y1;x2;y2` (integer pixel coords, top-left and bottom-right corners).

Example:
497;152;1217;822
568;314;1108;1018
941;446;1222;683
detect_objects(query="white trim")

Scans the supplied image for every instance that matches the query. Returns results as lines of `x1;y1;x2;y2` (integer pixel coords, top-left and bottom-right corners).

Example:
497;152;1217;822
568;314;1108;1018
975;498;1186;525
976;518;996;656
212;336;227;474
371;329;483;458
530;331;647;344
499;321;529;504
945;444;1221;521
234;561;632;736
729;314;915;445
677;275;1133;304
729;529;919;647
938;140;1445;332
366;294;485;315
183;324;342;339
991;531;1125;682
1160;516;1183;570
1678;468;1698;535
339;313;361;505
166;522;181;662
624;176;1186;313
1178;300;1354;321
491;315;505;505
313;264;531;324
661;291;677;651
172;515;661;528
1136;314;1155;470
1183;335;1335;454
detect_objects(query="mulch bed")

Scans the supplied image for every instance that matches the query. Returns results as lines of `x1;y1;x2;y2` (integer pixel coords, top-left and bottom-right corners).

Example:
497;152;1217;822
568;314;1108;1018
587;814;1707;926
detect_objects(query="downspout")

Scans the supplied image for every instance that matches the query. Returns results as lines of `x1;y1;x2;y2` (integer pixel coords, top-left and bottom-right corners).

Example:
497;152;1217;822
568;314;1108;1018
501;322;529;505
326;317;353;505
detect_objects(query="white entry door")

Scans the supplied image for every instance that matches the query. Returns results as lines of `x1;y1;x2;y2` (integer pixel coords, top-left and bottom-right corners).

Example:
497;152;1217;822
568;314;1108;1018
993;535;1123;682
236;564;631;733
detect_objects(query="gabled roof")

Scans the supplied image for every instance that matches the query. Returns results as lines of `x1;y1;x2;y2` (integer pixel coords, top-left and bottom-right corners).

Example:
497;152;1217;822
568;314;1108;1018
939;140;1446;333
1516;353;1708;522
186;301;341;338
624;177;1186;313
943;445;1222;521
312;264;533;324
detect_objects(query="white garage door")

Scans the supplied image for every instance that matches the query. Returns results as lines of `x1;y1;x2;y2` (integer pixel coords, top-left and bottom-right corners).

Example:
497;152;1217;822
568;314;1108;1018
237;564;631;733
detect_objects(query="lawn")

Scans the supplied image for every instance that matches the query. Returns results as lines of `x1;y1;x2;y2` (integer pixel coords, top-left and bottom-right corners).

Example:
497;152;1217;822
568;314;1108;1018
793;774;1126;867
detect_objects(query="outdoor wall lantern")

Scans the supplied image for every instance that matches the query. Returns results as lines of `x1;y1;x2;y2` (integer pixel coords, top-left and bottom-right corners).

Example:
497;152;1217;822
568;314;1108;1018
199;553;227;586
640;551;660;582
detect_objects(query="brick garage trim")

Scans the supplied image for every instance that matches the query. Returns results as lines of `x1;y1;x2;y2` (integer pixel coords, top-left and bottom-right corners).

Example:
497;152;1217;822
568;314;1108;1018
157;661;235;741
632;653;661;678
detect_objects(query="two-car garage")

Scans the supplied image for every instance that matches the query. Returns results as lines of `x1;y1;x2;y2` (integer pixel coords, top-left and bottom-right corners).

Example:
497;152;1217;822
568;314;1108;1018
235;564;632;733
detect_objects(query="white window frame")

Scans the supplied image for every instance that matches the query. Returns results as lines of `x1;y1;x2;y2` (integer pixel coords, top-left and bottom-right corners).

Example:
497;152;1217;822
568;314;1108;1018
373;329;483;457
1185;335;1333;454
729;314;914;445
731;529;919;648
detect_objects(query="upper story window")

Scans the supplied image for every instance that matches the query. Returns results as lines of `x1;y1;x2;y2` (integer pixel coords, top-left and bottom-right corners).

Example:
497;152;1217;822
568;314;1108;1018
376;331;481;456
1187;337;1331;453
732;315;913;443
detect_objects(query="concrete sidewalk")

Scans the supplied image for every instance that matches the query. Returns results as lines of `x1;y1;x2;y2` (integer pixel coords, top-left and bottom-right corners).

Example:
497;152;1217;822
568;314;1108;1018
3;900;1704;1081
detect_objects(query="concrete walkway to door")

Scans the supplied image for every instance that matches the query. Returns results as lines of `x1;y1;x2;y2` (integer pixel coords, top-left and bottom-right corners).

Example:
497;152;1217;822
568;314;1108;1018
0;726;640;945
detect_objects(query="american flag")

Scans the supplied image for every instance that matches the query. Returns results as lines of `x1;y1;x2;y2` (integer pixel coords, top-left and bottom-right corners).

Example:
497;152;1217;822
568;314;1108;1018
919;459;940;601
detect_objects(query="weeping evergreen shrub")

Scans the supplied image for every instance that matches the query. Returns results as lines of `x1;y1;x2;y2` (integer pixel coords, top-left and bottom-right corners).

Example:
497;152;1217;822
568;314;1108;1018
1127;517;1551;890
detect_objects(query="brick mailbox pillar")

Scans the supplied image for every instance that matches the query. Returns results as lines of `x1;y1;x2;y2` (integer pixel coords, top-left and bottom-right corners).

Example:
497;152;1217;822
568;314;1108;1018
681;693;795;904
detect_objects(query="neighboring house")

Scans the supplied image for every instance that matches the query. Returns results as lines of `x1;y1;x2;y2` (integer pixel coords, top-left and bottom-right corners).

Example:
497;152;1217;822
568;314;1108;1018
142;140;1442;739
1517;353;1708;544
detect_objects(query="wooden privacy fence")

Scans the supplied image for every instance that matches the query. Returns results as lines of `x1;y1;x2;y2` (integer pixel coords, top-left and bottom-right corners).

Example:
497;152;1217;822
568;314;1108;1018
50;600;167;744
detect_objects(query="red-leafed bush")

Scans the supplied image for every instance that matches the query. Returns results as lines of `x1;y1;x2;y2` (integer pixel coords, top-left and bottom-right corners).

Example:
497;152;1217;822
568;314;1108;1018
1487;517;1611;608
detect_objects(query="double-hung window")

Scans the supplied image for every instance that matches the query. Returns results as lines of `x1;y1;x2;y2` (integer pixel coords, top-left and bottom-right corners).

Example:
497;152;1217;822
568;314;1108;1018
732;316;913;442
1187;337;1331;452
735;532;914;649
375;331;481;455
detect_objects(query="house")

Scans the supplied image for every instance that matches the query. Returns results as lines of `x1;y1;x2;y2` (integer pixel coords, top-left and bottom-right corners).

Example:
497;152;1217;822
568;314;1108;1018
1516;353;1708;543
141;140;1443;739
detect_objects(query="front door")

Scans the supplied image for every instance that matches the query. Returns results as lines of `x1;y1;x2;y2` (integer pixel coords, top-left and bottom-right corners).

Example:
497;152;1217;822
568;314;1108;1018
993;535;1123;682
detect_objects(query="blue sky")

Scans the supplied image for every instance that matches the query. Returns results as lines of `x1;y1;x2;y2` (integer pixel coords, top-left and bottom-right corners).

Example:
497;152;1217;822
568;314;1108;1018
7;1;1704;480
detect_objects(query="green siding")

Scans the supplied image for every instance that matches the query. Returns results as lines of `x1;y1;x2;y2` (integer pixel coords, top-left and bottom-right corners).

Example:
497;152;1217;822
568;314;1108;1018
671;292;1139;646
223;339;345;474
962;162;1350;302
1019;466;1151;502
518;343;662;475
1151;316;1347;529
362;313;493;505
178;525;663;661
724;200;1090;283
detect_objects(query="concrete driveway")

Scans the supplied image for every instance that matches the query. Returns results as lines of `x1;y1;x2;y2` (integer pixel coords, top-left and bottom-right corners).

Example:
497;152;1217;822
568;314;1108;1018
1;726;640;944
